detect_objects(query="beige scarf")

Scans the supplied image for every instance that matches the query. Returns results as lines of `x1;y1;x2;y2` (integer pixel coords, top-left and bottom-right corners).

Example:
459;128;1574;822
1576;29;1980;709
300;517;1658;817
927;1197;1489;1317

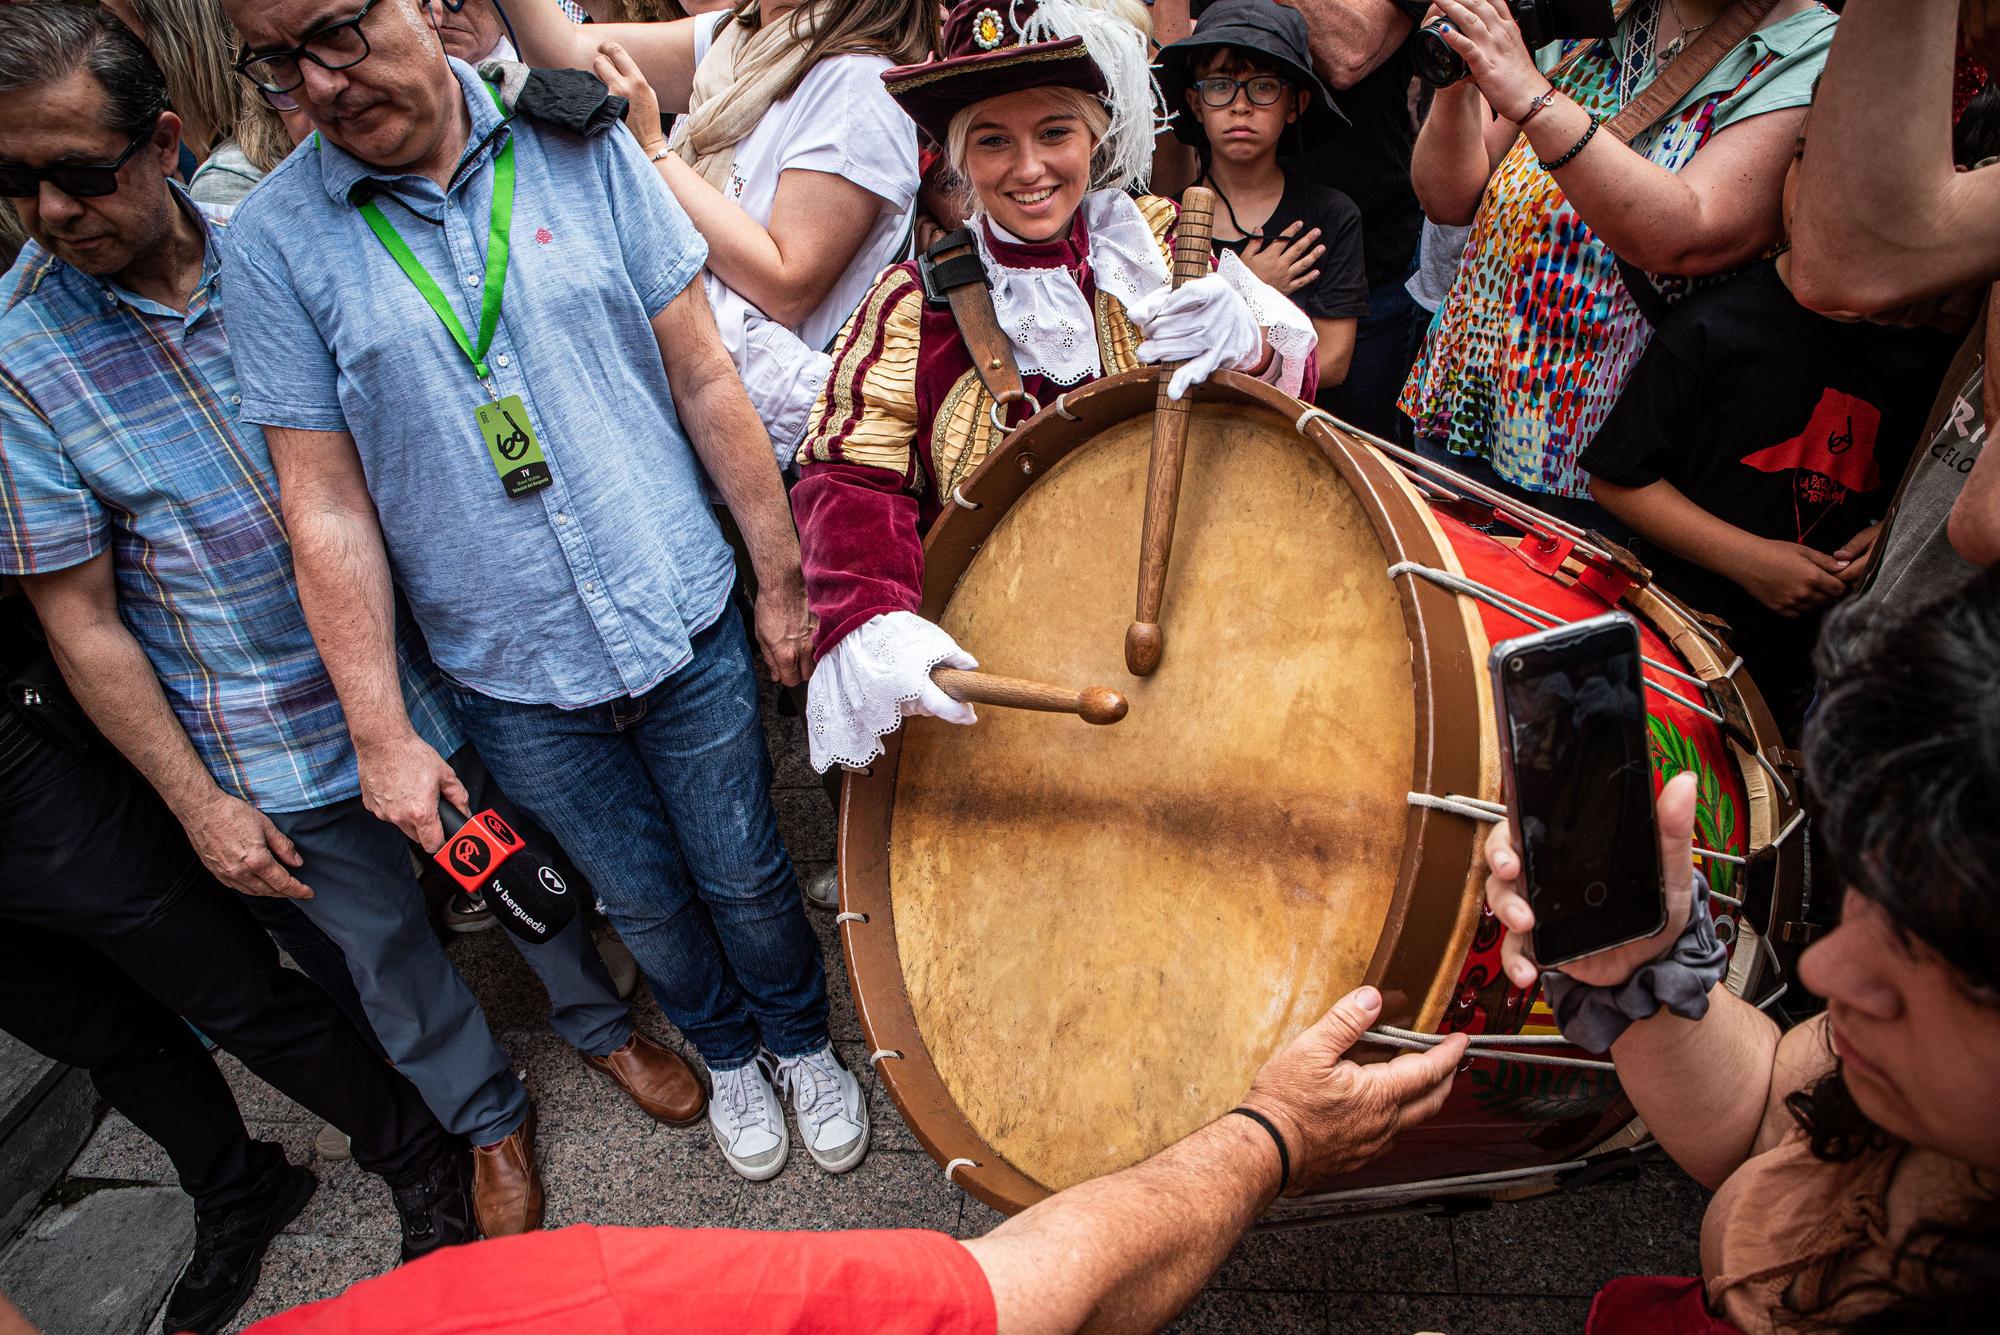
670;4;824;192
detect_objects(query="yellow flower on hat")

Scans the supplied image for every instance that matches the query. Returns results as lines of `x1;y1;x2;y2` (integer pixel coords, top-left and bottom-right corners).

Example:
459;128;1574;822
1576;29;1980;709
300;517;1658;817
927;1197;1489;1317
972;7;1006;50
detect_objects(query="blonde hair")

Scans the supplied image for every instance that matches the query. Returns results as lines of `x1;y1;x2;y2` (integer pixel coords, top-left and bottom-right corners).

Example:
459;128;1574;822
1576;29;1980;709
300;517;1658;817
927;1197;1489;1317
229;79;295;175
0;204;26;271
944;86;1114;213
119;0;240;156
605;1;688;16
1009;0;1162;191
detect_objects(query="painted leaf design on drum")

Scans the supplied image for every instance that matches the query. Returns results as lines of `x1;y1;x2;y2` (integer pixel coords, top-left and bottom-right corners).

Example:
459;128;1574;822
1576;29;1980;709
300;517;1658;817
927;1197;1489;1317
1646;714;1738;900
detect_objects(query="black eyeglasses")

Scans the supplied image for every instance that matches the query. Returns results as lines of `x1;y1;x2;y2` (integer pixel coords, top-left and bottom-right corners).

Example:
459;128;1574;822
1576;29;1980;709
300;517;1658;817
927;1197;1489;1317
0;120;158;200
1193;76;1290;109
234;0;386;96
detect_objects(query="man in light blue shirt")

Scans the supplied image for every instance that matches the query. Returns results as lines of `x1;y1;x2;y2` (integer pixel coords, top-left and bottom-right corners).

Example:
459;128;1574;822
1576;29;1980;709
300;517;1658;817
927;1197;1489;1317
0;0;691;1259
220;0;867;1183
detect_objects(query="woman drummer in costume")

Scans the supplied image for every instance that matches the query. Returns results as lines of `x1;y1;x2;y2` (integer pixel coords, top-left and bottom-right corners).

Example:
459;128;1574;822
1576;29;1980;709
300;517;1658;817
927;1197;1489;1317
793;0;1319;772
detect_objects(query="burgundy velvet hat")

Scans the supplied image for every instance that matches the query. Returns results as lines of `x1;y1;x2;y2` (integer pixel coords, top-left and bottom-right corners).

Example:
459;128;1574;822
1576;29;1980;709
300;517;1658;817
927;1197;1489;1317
883;0;1110;147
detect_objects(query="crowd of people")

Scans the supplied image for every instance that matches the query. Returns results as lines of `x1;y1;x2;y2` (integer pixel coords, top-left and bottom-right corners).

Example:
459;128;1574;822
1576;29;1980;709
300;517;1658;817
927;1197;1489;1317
0;0;1995;1333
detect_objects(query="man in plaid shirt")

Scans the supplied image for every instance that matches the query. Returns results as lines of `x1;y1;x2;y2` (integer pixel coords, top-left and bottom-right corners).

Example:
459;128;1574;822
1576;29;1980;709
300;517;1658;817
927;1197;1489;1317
0;10;702;1322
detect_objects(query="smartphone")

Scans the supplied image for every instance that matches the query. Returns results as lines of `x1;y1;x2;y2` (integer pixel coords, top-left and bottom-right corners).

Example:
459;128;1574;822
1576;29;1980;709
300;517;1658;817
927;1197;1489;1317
1490;612;1665;967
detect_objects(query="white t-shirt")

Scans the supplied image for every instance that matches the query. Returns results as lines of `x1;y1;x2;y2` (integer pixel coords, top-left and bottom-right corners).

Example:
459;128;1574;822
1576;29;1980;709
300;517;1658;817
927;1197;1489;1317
690;19;919;352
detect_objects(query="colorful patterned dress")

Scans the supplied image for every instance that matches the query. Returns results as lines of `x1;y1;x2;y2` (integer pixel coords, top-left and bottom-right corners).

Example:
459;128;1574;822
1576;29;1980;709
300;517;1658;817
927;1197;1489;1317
1399;2;1837;499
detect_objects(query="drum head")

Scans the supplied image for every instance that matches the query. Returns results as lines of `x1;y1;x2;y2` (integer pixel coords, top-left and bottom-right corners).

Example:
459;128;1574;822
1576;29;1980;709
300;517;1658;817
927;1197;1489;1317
890;403;1418;1191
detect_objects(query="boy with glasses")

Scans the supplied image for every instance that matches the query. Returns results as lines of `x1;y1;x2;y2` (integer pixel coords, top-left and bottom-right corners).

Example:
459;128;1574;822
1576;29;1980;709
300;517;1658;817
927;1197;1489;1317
1157;0;1369;398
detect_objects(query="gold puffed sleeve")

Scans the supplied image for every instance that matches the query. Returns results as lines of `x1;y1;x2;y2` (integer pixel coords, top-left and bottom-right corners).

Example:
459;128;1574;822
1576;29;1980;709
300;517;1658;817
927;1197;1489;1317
1134;193;1178;266
796;266;925;486
1095;194;1183;374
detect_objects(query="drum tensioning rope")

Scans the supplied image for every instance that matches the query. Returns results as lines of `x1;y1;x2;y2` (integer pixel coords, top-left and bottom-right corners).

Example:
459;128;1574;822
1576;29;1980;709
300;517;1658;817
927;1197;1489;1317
1403;790;1754;880
1360;1028;1615;1072
1386;561;1727;725
1399;794;1802;1014
1380;556;1798;808
1290;406;1640;594
1403;796;1804;943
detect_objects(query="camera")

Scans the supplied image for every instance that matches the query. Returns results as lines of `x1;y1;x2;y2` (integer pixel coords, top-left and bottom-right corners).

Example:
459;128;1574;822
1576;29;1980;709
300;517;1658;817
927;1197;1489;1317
1406;0;1617;89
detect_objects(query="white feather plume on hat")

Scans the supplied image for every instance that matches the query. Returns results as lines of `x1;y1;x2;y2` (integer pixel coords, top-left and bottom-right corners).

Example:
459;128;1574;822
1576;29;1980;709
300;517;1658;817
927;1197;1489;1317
1013;0;1170;192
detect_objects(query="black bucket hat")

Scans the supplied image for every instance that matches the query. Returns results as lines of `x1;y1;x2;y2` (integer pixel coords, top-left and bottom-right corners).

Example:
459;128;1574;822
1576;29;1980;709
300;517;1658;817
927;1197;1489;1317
1155;0;1349;150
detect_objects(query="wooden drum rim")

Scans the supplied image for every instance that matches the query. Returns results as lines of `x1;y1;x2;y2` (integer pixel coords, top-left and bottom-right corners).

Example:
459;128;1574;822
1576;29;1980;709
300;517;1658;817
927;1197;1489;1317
836;370;1490;1216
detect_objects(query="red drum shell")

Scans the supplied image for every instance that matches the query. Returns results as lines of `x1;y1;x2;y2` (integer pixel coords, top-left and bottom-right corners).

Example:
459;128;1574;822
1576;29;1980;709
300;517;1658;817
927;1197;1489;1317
835;371;1800;1217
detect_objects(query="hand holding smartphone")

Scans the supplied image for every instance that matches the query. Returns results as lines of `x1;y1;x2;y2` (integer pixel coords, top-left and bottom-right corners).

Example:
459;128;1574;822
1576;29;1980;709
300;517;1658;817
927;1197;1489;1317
1490;613;1666;968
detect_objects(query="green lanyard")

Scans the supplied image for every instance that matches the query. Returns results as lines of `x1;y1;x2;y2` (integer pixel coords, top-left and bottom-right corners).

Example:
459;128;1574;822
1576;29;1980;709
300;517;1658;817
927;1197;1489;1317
356;94;516;386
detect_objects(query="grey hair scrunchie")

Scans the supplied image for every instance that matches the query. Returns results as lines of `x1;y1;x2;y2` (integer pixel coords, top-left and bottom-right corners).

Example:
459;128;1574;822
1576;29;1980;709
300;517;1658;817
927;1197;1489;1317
1540;872;1731;1054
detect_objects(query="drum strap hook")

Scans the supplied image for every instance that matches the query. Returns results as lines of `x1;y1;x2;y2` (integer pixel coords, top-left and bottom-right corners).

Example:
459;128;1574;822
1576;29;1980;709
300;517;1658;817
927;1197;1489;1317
944;1157;980;1184
988;390;1043;438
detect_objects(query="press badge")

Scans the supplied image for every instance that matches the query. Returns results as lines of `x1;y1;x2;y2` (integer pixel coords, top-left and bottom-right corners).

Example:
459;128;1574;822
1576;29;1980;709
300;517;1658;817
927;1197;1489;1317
477;395;552;498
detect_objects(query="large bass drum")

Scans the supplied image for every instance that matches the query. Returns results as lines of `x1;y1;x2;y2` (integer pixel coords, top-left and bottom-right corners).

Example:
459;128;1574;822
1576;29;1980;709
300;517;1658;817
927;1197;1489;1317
834;370;1805;1220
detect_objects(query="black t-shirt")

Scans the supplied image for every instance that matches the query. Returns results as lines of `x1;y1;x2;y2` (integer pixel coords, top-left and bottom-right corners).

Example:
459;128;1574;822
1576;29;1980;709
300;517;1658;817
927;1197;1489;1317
1206;168;1369;322
1581;259;1957;723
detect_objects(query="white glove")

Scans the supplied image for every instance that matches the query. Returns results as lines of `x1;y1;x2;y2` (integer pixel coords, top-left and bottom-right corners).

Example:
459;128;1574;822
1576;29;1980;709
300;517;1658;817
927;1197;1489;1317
804;611;979;773
1126;272;1264;402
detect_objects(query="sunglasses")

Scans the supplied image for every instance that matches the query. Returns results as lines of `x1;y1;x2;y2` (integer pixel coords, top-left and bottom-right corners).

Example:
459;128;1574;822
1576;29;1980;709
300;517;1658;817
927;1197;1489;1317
1193;76;1290;109
234;0;385;97
0;119;158;200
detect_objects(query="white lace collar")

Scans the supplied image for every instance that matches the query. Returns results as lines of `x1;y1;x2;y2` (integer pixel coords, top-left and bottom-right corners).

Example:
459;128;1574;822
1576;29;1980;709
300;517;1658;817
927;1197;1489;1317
971;190;1170;387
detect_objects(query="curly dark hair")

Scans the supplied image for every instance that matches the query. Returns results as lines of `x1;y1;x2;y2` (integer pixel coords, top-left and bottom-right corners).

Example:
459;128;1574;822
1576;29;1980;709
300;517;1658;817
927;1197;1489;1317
1778;569;2000;1330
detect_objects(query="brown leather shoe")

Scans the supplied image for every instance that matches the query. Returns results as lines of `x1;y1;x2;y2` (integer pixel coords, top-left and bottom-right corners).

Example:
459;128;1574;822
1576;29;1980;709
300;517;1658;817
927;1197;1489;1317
584;1033;707;1125
471;1106;544;1239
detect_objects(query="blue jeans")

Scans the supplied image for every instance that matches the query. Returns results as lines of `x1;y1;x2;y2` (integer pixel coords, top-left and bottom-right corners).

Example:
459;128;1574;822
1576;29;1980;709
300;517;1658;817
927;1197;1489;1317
448;612;828;1070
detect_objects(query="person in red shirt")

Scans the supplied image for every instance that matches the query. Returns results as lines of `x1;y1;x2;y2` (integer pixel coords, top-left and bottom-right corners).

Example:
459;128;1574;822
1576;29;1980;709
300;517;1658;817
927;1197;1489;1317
231;986;1463;1335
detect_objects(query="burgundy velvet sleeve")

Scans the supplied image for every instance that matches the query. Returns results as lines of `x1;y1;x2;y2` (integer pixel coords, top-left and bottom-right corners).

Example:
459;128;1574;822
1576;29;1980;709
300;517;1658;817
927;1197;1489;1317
792;460;925;662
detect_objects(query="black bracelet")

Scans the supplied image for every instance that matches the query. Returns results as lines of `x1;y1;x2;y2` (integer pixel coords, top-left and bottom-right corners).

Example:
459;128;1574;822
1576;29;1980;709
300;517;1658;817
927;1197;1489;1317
1538;113;1602;172
1228;1106;1291;1194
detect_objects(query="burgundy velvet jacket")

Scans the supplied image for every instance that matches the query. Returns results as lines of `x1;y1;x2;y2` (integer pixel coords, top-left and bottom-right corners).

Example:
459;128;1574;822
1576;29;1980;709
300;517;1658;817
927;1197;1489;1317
791;196;1182;661
791;194;1315;661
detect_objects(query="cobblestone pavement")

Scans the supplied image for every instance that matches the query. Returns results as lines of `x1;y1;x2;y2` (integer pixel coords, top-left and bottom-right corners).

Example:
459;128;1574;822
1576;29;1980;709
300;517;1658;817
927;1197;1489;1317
52;687;1707;1334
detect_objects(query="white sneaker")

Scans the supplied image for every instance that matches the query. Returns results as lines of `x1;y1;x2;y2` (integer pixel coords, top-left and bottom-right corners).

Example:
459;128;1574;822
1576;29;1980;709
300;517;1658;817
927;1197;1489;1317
775;1045;869;1173
803;866;839;913
707;1055;788;1181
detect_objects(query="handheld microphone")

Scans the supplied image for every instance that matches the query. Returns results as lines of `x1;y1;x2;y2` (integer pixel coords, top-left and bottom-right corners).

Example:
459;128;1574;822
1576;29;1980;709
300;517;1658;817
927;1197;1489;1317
433;801;578;945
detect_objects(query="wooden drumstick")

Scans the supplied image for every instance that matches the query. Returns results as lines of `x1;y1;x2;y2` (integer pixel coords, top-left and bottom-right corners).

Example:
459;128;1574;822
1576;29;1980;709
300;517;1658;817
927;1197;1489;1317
1125;185;1217;677
931;668;1129;726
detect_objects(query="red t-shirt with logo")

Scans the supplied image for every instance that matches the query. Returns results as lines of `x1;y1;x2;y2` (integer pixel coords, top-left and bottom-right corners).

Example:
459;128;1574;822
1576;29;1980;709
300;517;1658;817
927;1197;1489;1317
241;1225;996;1335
